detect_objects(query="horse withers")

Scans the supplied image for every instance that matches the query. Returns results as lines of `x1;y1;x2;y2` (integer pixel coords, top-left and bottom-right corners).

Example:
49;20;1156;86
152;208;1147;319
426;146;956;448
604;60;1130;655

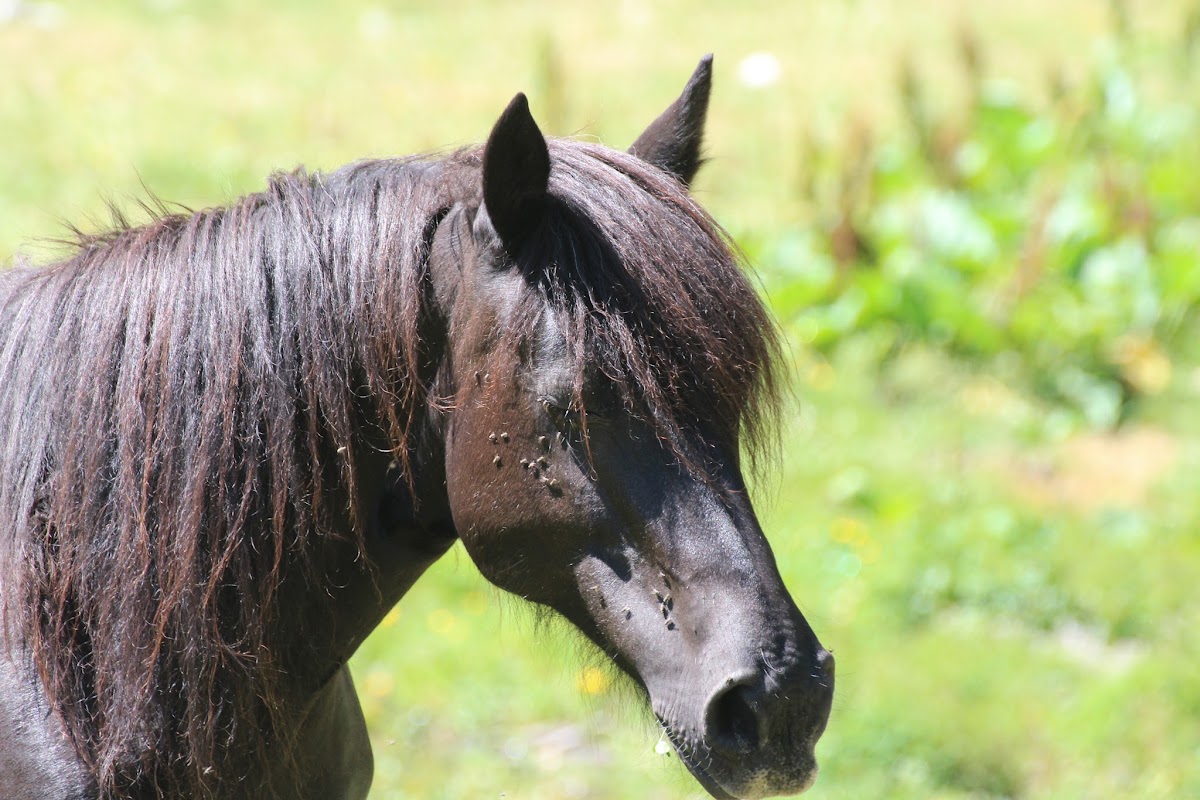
0;56;833;798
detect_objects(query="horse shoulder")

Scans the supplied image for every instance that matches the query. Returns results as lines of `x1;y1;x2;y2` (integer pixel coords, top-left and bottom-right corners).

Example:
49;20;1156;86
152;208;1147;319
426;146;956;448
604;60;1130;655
264;665;374;800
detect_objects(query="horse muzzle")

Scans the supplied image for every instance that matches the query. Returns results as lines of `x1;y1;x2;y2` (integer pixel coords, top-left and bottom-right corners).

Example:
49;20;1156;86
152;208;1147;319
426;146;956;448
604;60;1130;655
658;648;835;800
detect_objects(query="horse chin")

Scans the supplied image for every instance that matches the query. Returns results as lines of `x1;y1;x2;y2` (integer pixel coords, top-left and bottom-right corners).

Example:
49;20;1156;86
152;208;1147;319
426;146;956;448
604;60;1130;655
686;756;819;800
662;720;820;800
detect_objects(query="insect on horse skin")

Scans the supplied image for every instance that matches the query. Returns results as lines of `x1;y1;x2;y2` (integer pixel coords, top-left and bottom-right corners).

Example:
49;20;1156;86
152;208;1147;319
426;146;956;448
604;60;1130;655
0;55;832;799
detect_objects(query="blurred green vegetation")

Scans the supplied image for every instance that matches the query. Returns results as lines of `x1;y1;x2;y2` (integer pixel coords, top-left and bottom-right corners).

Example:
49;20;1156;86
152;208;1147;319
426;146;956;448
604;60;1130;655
757;13;1200;428
4;1;1199;798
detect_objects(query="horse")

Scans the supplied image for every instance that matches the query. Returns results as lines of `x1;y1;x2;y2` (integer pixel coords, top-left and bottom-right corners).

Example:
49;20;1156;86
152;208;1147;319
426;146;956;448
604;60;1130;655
0;56;833;799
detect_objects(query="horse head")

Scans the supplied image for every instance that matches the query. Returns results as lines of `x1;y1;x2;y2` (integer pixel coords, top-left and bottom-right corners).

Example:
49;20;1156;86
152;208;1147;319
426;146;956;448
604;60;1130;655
426;58;834;799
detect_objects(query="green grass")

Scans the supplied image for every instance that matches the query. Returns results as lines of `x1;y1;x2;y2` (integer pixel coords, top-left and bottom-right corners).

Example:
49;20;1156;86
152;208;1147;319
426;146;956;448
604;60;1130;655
5;2;1200;798
4;0;1189;256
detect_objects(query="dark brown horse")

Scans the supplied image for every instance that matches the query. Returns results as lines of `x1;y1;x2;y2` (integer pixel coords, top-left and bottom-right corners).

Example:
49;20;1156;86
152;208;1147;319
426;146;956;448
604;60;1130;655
0;58;833;799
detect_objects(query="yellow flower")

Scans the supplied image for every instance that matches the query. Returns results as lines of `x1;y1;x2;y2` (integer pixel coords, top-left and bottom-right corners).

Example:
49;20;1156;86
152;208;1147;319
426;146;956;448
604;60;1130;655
831;516;868;546
462;590;489;616
428;608;460;639
830;517;880;564
576;666;610;695
1111;334;1172;395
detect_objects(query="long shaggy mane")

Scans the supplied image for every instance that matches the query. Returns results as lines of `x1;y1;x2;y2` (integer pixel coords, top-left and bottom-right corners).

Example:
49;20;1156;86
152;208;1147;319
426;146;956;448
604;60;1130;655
0;139;780;797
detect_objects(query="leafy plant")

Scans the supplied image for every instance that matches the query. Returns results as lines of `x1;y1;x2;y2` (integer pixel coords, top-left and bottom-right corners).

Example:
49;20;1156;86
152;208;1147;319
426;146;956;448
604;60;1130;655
758;8;1200;429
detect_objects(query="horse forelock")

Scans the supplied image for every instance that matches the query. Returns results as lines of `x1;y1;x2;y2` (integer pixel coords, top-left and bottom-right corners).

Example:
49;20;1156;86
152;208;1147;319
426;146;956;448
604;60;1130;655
511;141;783;477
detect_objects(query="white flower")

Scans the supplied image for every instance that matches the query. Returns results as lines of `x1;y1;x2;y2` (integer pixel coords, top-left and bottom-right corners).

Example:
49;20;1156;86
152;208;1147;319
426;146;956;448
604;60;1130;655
738;52;782;89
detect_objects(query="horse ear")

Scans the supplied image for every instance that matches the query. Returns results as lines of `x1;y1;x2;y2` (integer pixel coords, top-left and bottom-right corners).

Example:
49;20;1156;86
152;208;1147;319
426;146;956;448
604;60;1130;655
482;93;550;254
628;55;713;187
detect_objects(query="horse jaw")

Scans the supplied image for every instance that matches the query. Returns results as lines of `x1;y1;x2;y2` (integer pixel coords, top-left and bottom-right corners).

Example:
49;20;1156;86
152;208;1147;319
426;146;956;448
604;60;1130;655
564;449;833;800
571;550;831;799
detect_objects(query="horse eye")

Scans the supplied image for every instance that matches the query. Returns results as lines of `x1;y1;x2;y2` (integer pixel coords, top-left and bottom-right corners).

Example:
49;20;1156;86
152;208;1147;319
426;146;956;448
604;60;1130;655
537;395;581;431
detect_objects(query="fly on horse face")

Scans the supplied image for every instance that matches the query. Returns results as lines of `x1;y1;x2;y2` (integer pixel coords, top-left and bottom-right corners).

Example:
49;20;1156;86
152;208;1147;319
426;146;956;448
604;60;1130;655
0;57;833;799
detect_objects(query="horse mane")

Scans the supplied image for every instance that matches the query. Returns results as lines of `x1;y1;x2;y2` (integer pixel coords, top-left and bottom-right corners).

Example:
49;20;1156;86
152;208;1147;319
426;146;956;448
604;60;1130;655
0;139;780;797
0;157;459;796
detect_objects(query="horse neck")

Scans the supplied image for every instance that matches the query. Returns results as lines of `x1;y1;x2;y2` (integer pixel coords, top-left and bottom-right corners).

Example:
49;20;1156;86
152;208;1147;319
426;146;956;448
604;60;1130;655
274;410;458;697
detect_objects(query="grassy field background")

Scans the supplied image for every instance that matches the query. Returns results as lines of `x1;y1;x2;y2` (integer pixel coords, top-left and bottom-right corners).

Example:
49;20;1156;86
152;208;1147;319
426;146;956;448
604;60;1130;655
4;2;1200;798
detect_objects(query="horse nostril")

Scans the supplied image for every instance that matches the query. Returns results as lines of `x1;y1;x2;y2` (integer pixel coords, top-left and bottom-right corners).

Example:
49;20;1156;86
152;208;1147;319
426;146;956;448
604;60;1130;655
704;681;762;755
